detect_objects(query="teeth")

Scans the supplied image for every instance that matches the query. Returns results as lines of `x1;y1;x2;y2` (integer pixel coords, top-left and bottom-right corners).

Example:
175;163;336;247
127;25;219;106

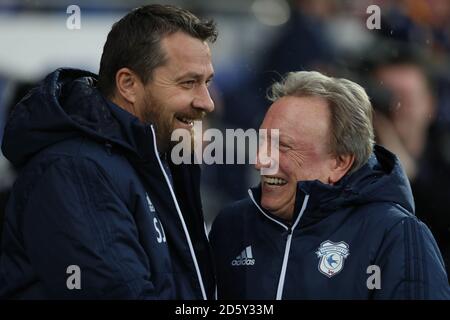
264;177;287;185
178;117;194;125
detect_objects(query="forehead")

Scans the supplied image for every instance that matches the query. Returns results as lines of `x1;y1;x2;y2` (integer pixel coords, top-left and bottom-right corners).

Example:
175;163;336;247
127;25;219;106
160;31;213;76
261;95;331;142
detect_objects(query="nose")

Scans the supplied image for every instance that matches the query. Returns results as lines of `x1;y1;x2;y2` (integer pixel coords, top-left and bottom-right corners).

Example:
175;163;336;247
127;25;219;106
192;84;215;113
255;140;272;171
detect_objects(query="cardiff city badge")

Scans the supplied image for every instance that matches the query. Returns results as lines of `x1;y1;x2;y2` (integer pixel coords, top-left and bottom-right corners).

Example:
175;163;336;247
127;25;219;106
316;240;350;278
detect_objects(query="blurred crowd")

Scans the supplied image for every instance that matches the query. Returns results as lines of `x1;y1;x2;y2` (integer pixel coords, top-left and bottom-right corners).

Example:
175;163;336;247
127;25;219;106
1;0;449;276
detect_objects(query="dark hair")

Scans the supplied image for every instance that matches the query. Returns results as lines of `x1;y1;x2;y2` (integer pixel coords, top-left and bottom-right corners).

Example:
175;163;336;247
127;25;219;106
97;4;217;98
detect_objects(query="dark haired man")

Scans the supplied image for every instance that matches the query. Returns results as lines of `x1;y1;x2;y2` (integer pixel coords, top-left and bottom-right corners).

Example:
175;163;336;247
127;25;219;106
0;5;217;299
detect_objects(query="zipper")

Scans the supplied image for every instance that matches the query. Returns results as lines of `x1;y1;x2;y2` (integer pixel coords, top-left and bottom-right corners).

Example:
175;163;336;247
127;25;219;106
275;194;309;300
276;227;293;300
248;189;288;231
149;125;207;300
248;189;309;300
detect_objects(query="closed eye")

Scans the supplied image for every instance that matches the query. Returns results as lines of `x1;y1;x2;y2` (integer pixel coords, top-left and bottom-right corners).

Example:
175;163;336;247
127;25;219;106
279;142;291;150
180;80;196;89
180;77;213;89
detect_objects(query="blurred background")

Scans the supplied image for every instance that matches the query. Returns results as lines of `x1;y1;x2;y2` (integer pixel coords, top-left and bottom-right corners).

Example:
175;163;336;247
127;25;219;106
1;0;449;274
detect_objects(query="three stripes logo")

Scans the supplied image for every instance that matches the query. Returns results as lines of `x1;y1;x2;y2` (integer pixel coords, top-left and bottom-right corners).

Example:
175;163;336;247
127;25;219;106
231;246;255;266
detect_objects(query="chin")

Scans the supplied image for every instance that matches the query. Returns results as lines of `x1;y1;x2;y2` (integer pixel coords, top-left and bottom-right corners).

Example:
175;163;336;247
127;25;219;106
261;197;277;213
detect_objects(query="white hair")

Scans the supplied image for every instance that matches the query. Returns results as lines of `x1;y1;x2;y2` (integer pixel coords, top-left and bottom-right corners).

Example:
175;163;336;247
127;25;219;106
268;71;374;173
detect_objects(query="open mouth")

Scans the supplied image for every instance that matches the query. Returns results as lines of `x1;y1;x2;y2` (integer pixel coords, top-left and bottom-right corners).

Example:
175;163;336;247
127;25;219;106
263;176;288;186
175;116;195;127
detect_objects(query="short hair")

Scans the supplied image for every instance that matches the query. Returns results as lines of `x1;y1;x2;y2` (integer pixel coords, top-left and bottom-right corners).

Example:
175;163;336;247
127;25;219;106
97;4;218;98
267;71;374;173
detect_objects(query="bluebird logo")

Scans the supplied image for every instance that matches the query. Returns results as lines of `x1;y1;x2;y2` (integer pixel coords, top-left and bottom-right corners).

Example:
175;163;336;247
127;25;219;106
316;241;350;278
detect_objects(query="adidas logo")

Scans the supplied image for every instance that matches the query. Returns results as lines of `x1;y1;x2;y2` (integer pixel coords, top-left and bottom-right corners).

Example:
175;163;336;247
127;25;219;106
231;246;255;266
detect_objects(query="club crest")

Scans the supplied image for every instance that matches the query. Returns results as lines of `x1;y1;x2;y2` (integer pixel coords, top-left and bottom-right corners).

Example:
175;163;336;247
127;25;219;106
316;240;350;278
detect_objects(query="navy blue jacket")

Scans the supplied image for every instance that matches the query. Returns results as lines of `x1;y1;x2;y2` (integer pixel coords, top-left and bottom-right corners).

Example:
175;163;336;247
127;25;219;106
0;68;214;299
210;146;450;299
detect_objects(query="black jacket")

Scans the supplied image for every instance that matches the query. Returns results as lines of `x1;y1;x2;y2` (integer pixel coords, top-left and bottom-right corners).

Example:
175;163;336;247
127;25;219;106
210;146;450;299
0;68;215;299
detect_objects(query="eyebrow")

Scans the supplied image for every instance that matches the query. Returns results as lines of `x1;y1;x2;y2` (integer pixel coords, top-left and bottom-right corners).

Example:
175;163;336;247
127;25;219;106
258;130;293;143
175;72;214;82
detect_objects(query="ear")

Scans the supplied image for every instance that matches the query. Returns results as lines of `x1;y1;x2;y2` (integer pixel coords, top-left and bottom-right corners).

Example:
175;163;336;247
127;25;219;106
114;67;143;104
328;154;355;185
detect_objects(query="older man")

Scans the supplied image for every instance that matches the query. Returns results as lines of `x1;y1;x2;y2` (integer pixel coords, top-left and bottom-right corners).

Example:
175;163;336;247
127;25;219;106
209;71;450;299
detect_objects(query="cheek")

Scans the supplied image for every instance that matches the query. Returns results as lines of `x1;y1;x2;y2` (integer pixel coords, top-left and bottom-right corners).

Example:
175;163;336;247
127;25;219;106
170;90;193;107
308;157;334;182
135;84;147;104
285;151;329;182
281;153;303;181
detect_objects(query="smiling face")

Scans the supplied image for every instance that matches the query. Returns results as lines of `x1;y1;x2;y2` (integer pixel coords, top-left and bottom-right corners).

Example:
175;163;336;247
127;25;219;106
256;95;338;220
135;31;215;152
